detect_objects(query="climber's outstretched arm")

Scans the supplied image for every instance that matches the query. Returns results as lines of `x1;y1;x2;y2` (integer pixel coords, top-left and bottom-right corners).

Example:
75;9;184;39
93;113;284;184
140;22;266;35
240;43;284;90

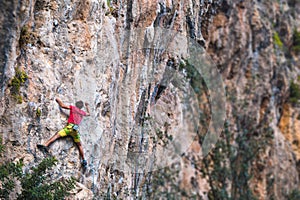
85;102;90;116
56;98;70;109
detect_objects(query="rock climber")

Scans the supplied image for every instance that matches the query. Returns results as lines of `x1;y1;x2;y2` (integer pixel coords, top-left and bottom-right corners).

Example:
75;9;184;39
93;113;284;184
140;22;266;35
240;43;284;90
37;98;90;168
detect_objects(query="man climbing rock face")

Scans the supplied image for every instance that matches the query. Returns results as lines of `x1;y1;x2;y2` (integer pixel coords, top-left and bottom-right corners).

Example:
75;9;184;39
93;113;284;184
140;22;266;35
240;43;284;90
37;98;90;167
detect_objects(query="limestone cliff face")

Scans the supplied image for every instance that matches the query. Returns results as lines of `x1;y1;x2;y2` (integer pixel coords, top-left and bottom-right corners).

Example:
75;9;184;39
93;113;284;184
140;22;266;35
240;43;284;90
1;0;300;199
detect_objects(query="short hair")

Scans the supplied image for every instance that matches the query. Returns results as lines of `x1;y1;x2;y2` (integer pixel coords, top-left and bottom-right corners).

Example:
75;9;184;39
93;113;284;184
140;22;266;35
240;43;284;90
75;101;84;109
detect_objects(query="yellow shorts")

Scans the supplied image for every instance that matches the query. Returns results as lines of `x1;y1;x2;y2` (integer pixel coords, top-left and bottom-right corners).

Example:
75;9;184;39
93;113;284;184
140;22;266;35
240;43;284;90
58;123;81;143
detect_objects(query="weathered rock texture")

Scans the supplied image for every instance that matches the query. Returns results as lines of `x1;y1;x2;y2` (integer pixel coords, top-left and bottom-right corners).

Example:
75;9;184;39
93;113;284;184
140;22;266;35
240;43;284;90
1;0;300;199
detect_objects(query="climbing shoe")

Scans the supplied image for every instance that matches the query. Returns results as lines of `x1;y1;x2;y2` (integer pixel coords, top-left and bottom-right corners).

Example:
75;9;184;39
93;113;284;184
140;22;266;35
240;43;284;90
82;159;87;167
37;144;50;153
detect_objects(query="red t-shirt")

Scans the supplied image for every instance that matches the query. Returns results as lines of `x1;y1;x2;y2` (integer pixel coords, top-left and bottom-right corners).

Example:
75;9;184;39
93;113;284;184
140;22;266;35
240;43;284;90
68;105;87;125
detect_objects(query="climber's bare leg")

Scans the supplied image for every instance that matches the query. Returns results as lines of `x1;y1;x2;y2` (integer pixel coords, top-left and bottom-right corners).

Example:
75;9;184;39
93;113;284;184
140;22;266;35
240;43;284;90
76;142;85;160
44;132;61;147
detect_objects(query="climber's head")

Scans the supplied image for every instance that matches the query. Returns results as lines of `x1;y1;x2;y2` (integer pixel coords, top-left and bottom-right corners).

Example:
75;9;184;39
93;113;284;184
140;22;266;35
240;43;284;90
75;100;84;109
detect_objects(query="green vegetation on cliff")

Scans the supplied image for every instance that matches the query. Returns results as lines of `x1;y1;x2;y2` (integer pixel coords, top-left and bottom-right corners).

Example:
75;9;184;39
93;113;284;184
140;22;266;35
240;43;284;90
19;25;35;49
273;32;283;49
0;137;75;199
9;68;28;104
289;81;300;105
202;121;273;200
292;29;300;53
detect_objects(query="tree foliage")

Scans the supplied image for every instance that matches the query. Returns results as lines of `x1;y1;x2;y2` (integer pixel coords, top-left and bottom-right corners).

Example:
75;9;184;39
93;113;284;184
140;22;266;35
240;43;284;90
0;137;75;199
0;159;23;199
201;121;274;200
290;81;300;105
287;189;300;200
292;29;300;53
9;68;28;104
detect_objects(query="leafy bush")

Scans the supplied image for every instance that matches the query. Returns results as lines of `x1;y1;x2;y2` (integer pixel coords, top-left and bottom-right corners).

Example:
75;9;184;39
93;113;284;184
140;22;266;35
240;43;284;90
287;189;300;200
0;137;23;199
0;138;75;199
19;25;35;49
148;165;196;199
292;29;300;53
289;81;300;105
202;121;274;200
273;32;283;49
105;0;117;16
36;108;42;118
10;68;28;103
18;157;76;200
34;0;45;12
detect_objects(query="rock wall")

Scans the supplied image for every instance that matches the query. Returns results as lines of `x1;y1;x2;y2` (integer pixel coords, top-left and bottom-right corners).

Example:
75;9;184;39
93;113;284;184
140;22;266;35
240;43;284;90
1;0;300;199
